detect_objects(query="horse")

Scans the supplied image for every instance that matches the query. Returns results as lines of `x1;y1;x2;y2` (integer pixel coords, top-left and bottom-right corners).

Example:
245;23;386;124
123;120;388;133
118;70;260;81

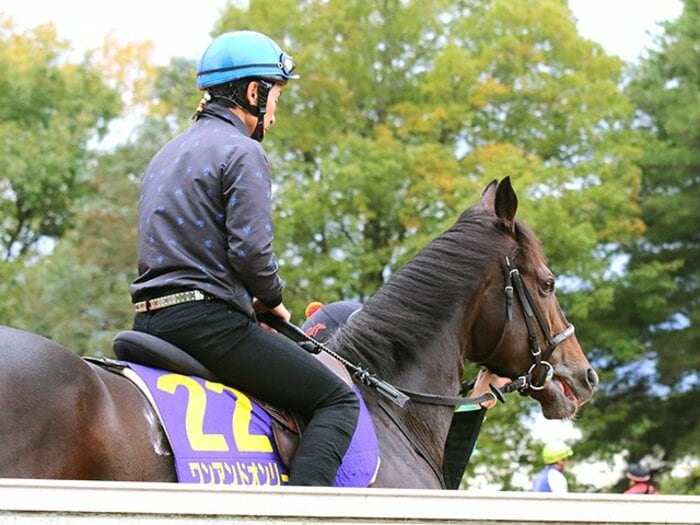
0;177;597;488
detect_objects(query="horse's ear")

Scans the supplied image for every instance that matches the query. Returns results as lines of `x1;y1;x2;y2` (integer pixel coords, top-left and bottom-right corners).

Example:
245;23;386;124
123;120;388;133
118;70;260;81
479;179;499;209
495;177;518;233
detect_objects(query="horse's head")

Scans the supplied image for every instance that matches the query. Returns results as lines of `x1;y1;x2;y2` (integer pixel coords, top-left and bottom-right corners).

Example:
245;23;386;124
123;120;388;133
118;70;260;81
466;178;598;419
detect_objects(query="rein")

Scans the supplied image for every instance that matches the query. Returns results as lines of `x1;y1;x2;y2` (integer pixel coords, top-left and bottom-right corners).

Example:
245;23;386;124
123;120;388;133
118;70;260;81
262;314;509;409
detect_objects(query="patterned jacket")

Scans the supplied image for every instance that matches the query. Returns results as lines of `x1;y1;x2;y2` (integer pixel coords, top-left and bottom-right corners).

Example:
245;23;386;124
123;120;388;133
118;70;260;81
130;103;283;318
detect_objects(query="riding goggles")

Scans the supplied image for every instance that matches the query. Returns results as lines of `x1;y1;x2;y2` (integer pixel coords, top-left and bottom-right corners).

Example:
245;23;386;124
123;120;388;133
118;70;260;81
278;53;296;77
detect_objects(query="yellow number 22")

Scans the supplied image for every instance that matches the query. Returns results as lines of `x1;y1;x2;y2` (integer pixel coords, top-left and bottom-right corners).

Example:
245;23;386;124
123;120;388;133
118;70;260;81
156;374;272;454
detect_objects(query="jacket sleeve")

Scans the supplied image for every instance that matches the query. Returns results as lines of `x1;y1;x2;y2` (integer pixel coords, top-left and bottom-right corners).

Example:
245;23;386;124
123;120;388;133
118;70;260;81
222;141;283;308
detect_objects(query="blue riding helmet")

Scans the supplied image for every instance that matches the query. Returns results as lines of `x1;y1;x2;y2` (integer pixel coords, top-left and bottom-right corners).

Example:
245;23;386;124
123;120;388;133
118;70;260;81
197;30;299;89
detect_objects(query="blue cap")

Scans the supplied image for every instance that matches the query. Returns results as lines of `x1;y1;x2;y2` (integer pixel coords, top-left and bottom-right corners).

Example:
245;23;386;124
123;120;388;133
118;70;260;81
301;300;363;343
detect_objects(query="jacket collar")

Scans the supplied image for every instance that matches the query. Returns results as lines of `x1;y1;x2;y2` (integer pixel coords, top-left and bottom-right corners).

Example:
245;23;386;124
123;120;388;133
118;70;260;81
200;102;250;136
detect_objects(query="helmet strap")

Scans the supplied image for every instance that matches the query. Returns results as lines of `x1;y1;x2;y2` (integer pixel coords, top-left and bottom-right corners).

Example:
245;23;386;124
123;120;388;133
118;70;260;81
250;80;271;142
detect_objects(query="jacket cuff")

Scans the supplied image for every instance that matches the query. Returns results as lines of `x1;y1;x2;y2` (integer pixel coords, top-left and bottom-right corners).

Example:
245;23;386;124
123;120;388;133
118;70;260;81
259;294;283;309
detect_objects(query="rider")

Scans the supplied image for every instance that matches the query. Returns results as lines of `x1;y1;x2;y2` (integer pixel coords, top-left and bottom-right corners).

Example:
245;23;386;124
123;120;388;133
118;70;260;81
531;441;573;492
130;30;359;486
624;463;659;494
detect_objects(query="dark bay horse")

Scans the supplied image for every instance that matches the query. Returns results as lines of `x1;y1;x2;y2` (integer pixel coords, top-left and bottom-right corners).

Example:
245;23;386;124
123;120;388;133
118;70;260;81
0;178;597;488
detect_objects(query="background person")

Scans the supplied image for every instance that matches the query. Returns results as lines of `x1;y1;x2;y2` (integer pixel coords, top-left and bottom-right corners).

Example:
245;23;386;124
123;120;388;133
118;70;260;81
624;463;659;494
531;440;573;493
301;300;364;342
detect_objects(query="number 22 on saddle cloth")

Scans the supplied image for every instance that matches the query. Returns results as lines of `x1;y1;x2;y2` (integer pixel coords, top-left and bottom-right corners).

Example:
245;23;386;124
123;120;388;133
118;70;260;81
122;362;380;487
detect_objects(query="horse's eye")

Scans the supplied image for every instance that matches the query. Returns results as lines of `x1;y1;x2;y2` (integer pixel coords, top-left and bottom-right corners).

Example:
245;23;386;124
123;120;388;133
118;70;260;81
542;279;556;293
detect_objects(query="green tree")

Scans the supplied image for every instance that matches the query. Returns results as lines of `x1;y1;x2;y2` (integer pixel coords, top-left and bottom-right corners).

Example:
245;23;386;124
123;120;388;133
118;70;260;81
214;1;642;317
0;16;120;261
1;56;199;354
575;0;699;494
6;0;693;494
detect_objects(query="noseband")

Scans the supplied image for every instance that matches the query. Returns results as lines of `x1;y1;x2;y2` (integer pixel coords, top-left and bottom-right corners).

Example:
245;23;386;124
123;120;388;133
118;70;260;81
496;254;575;392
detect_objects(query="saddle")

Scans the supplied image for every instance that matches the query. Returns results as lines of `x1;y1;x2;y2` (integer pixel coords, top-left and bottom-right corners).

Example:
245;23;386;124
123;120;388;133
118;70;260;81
112;330;304;467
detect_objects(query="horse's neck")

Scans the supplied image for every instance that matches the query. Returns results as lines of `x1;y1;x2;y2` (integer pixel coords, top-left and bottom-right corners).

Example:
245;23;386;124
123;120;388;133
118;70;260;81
337;317;464;486
337;308;466;393
328;220;496;484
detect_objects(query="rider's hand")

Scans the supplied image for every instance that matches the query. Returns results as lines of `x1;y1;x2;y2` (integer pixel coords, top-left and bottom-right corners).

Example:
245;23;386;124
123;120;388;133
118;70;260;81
472;369;510;410
253;298;291;331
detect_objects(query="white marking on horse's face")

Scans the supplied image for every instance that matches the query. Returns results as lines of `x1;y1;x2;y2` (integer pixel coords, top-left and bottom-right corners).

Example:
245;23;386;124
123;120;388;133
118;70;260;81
144;407;172;456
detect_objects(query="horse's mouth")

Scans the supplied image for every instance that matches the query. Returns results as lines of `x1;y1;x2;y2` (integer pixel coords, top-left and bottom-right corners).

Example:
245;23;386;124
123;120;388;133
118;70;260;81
529;374;580;419
553;375;578;404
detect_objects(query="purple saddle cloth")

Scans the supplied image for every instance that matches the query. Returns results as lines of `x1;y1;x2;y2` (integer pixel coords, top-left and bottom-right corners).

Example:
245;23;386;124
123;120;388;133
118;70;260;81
125;363;379;487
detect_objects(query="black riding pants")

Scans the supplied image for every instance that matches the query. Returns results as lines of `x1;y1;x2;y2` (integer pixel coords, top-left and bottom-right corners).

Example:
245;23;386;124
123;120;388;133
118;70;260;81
133;299;360;486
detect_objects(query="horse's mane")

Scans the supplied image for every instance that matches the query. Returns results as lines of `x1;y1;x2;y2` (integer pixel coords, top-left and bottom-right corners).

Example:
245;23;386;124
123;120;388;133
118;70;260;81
330;203;544;378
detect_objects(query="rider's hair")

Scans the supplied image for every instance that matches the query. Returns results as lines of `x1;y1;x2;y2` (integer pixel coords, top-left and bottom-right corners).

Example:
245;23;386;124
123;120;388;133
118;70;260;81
207;79;251;109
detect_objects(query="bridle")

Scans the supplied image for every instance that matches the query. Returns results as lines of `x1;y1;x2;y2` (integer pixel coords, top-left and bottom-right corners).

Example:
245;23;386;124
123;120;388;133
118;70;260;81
375;250;577;488
389;251;576;406
264;248;577;408
493;253;576;392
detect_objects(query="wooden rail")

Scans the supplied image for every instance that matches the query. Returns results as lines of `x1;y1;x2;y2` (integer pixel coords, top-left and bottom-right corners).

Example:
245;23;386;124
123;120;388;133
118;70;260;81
1;478;698;524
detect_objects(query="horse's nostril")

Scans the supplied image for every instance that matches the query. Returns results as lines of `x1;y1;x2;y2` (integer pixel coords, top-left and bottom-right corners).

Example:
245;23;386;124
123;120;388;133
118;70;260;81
587;368;599;388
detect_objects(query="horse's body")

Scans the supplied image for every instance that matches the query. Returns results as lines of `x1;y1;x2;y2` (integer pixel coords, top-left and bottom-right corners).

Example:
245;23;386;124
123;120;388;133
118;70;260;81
0;178;597;488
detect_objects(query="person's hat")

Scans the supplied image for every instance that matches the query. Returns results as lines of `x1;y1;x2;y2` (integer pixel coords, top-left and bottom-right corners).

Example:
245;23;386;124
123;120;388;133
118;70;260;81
626;463;651;482
300;300;362;343
542;441;573;464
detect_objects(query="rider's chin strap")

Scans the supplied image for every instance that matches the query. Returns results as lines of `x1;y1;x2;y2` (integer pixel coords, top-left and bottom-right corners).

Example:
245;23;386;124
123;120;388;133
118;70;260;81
249;80;271;142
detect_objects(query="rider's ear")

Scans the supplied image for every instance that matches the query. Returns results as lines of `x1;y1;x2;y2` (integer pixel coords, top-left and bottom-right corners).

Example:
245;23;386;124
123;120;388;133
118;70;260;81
494;177;518;234
246;81;259;106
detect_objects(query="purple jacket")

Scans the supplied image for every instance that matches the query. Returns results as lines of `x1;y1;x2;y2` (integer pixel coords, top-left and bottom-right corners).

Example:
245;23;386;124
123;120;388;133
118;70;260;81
130;103;283;318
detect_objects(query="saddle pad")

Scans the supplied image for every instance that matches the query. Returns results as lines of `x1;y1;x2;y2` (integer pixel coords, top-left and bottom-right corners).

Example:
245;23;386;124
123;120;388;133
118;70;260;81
125;362;380;487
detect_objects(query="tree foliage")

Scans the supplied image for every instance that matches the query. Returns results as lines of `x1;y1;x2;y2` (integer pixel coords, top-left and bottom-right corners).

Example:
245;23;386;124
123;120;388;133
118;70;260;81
213;0;658;489
215;1;642;321
0;52;199;353
574;0;700;491
0;16;121;261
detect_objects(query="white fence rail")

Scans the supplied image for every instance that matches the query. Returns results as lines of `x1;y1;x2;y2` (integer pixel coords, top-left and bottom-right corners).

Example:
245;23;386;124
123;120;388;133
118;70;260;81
1;478;698;524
